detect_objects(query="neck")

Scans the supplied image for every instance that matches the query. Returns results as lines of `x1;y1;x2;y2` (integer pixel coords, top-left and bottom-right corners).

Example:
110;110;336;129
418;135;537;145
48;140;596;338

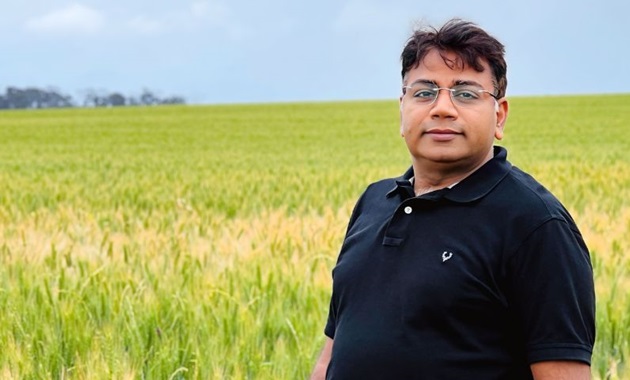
412;173;461;196
412;152;494;196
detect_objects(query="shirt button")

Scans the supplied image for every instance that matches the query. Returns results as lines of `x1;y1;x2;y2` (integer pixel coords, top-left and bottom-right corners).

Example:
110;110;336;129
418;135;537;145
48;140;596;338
404;206;412;214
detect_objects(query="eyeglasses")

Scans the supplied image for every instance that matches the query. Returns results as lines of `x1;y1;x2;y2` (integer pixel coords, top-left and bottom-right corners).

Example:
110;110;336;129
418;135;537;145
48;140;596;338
402;84;498;107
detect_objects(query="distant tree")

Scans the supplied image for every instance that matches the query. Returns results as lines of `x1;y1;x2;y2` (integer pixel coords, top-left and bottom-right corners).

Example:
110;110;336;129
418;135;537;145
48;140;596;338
41;87;74;108
0;87;74;109
127;96;140;106
108;93;126;107
159;96;186;105
0;86;184;110
83;91;97;107
83;89;109;107
139;89;159;106
6;87;29;109
23;88;42;108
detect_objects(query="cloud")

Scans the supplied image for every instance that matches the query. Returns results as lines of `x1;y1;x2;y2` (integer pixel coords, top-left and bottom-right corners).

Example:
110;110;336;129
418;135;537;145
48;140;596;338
25;3;105;35
22;1;248;40
122;1;247;38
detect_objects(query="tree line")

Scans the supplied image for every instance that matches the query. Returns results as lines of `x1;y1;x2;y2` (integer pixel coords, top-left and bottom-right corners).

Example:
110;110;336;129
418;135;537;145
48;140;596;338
0;87;186;110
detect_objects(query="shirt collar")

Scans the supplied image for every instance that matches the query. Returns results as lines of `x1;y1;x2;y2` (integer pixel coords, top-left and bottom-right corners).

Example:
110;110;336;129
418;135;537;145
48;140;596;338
385;166;415;199
386;146;512;202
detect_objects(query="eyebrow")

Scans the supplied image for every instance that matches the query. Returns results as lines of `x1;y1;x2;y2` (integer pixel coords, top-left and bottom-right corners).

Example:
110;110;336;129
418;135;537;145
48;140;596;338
453;80;484;87
406;79;484;88
407;79;438;87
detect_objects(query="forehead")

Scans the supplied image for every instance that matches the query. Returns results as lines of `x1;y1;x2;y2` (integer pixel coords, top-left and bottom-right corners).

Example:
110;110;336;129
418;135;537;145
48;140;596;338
404;49;493;86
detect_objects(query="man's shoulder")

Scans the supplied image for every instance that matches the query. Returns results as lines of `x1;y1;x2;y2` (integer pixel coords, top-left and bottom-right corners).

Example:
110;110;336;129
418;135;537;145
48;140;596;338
499;166;575;223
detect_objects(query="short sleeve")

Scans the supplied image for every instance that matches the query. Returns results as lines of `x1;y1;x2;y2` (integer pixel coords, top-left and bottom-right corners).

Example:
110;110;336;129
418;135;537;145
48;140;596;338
507;218;596;364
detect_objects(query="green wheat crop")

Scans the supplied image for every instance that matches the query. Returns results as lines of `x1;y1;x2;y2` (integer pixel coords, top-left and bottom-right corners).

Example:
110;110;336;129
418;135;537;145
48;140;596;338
0;95;628;379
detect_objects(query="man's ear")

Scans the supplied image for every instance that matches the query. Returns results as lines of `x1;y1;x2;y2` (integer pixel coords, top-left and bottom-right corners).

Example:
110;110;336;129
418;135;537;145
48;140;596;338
494;98;508;140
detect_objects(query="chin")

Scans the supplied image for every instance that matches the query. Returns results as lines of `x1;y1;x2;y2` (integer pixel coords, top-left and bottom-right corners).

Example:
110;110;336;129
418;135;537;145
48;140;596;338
419;150;465;163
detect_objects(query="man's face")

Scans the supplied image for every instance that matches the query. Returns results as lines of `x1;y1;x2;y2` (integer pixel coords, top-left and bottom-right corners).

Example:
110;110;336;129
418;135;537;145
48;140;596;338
399;49;508;173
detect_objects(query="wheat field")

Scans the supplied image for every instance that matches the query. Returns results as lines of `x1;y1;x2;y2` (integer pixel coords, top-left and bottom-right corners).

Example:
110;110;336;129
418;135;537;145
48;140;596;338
0;95;628;379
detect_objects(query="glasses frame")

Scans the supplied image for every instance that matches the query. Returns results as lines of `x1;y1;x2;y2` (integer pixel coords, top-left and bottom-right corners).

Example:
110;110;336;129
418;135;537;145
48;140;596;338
402;85;499;107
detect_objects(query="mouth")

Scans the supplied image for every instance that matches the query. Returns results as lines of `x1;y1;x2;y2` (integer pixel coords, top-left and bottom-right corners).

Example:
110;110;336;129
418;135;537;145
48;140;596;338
423;128;462;141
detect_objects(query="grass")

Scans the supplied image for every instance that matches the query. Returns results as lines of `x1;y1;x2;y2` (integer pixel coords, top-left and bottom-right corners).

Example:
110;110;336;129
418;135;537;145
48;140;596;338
0;94;629;378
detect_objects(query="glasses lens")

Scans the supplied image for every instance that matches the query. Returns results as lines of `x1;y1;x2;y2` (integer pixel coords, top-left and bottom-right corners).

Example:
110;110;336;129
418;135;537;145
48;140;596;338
451;86;483;106
405;86;438;103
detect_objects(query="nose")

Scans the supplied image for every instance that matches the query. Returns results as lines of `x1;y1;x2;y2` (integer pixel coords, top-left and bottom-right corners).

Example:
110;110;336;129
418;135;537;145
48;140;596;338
429;88;458;119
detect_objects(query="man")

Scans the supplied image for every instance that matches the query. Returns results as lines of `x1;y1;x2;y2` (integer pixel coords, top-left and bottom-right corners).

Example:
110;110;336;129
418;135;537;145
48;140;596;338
311;19;595;379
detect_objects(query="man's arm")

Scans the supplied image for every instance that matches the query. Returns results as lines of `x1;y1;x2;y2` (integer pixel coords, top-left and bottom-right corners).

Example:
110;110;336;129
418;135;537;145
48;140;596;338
531;361;591;380
309;337;334;380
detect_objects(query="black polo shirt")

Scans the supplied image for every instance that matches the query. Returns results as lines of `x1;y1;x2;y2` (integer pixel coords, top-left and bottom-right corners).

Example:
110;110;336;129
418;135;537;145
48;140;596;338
324;146;595;380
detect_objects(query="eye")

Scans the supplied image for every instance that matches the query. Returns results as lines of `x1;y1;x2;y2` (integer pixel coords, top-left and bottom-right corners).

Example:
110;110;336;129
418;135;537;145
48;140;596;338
452;89;480;100
412;88;437;100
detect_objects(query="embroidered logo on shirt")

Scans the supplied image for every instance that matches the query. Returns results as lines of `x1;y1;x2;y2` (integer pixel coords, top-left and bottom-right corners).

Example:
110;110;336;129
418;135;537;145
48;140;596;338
442;251;453;262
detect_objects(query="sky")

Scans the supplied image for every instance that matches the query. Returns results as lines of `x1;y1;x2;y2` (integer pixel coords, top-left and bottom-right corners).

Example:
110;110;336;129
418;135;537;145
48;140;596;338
1;0;628;105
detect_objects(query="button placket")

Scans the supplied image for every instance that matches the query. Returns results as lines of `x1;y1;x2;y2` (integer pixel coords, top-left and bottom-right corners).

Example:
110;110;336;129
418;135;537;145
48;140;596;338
383;201;416;247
